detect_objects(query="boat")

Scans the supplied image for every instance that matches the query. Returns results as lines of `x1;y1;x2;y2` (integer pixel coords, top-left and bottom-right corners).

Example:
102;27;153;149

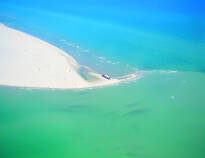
102;74;111;80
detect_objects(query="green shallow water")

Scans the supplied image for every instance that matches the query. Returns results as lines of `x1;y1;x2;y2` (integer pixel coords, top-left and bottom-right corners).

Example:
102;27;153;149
0;71;205;158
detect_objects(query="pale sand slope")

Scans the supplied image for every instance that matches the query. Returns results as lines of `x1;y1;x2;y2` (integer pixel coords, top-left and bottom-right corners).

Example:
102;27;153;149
0;24;137;89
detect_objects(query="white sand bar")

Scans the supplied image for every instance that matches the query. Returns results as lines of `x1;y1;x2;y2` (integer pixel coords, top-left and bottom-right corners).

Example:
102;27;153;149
0;24;137;89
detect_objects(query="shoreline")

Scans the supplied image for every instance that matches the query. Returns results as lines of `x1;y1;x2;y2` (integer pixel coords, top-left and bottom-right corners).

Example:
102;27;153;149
0;72;138;90
0;23;139;89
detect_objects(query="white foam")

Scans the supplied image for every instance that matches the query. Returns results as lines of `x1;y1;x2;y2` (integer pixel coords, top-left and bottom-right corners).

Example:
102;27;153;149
170;96;176;99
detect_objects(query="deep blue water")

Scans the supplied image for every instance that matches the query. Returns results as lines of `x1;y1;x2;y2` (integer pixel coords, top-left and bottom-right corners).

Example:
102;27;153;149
0;0;204;75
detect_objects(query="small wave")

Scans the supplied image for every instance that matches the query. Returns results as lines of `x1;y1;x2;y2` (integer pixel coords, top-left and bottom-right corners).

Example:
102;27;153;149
137;69;179;75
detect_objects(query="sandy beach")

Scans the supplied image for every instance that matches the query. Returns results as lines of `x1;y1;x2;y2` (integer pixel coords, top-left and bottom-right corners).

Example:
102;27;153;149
0;24;137;89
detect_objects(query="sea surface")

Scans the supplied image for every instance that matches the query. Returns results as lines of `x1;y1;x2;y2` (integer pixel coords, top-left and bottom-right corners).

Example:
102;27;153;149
0;0;205;158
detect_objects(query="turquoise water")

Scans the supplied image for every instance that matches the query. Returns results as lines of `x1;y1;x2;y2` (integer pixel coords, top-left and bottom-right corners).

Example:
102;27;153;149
0;1;205;158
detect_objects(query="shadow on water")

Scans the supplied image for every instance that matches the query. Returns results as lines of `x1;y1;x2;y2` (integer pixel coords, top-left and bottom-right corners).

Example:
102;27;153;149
125;152;139;157
54;104;90;113
124;102;140;108
124;108;149;116
104;107;149;117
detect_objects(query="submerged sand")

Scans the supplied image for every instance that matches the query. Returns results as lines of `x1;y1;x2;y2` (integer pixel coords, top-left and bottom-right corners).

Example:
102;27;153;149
0;24;137;89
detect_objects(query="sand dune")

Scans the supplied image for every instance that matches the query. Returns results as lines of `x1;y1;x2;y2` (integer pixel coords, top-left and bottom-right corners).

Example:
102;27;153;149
0;24;137;89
